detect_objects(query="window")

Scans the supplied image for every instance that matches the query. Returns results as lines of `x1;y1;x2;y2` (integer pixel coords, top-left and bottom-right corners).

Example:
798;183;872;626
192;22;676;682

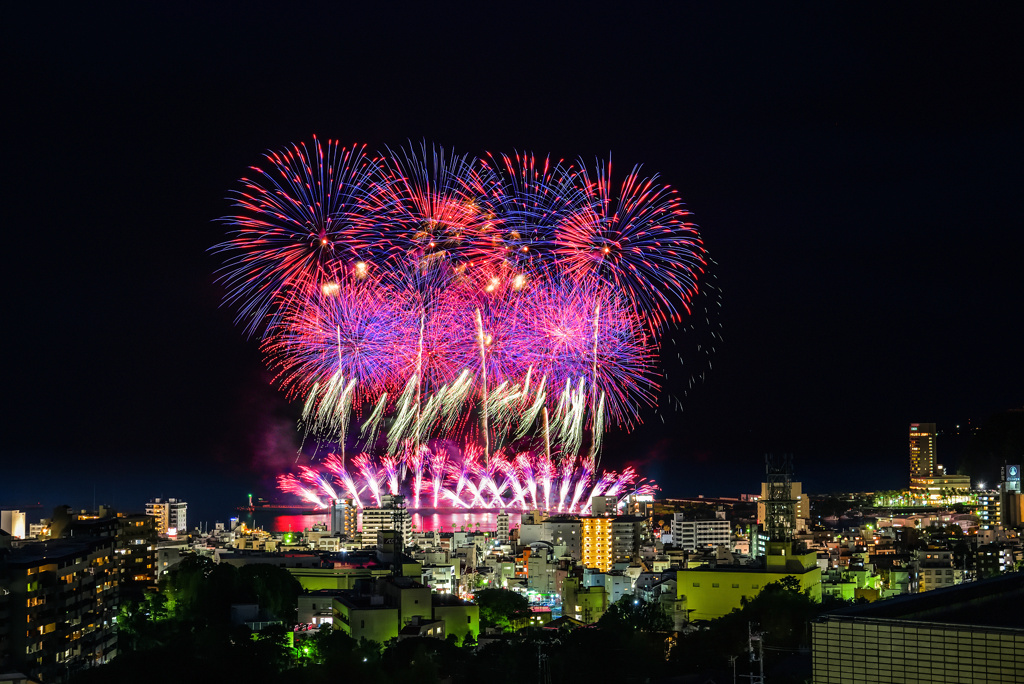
467;616;472;624
732;584;740;588
360;620;365;628
692;582;699;587
712;583;720;588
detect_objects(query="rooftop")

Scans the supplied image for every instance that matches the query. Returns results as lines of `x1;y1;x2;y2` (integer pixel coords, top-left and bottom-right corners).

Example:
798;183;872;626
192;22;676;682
822;573;1024;629
2;537;111;567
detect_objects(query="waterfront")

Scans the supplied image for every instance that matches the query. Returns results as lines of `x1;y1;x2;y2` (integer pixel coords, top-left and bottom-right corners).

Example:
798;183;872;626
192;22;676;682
244;509;523;534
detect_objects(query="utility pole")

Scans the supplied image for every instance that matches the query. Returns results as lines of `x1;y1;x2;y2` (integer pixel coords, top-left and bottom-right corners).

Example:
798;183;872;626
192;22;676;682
537;644;550;684
742;622;764;684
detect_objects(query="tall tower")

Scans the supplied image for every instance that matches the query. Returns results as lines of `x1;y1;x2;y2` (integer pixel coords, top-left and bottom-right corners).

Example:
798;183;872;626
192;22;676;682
764;454;796;545
909;423;937;479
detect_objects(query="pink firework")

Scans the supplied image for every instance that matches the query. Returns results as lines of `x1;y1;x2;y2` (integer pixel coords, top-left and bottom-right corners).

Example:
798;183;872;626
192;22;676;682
279;444;655;512
528;281;659;427
265;270;415;401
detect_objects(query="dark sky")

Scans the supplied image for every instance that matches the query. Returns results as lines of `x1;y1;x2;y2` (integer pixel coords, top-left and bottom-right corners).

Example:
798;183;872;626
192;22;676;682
4;4;1022;520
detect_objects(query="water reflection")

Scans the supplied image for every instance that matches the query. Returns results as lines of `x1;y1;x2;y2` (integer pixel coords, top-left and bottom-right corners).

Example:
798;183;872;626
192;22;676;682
248;510;522;533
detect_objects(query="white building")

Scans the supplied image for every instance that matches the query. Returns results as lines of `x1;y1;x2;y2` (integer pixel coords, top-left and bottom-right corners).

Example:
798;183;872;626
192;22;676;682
670;514;731;551
591;495;618;516
146;498;187;535
360;495;411;548
422;563;459;594
0;510;26;539
526;543;558;594
496;512;510;544
544;517;581;560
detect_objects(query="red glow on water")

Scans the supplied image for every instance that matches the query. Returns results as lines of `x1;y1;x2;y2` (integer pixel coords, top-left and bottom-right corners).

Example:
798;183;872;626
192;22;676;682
251;511;521;534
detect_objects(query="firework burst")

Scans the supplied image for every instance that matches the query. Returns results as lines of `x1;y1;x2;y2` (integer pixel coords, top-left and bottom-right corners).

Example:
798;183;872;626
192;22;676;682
216;138;707;510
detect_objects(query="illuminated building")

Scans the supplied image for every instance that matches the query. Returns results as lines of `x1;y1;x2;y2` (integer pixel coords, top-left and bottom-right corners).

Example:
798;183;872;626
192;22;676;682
611;516;647;563
757;482;809;530
976;543;1014;579
679;456;821;621
581;517;613;572
297;589;344;626
0;536;119;682
0;510;26;539
116;513;158;592
144;498;187;535
543;517;581;561
562;576;608;623
1001;464;1024;528
526;543;558;594
908;474;972;503
591;495;618;516
671;513;731;551
284;552;393;591
1005;464;1022;493
914;548;957;592
906;423;972;501
977;490;1001;530
812;573;1024;683
909;422;937;478
496;512;510;544
677;549;822;621
332;576;478;643
329;498;357;537
623;494;653;518
360;495;411;549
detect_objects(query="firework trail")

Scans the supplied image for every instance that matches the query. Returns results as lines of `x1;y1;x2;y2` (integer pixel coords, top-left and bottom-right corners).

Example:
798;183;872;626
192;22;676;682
281;443;656;512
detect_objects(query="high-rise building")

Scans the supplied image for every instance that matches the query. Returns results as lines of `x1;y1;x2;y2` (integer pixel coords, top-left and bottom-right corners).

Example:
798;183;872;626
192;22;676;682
611;516;646;563
117;513;159;592
977;490;1001;530
496;512;510;544
0;536;120;681
145;498;187;535
909;423;937;479
329;499;357;537
581;517;613;572
907;423;971;502
360;495;411;548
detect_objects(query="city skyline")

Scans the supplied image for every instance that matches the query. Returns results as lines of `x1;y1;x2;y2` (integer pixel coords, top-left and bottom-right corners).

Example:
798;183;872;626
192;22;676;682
4;5;1022;516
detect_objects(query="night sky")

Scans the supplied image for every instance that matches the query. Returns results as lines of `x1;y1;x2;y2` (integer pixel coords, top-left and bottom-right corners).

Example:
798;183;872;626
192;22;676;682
4;4;1022;521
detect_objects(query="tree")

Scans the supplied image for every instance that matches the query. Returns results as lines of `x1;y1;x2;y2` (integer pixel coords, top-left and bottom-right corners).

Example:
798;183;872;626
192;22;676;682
597;596;672;633
238;563;302;622
475;588;530;632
